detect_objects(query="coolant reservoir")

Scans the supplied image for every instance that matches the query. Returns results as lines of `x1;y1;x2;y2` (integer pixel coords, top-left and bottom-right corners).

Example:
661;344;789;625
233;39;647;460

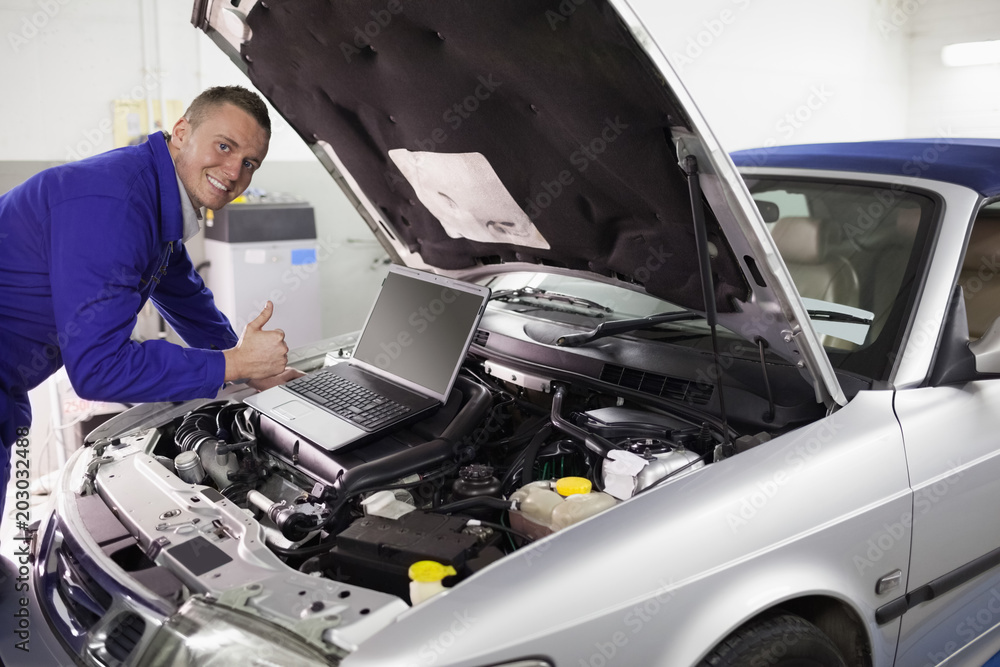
509;477;617;540
551;489;618;531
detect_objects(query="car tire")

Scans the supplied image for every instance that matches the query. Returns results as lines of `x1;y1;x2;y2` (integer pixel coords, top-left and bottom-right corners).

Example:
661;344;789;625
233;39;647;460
699;613;848;667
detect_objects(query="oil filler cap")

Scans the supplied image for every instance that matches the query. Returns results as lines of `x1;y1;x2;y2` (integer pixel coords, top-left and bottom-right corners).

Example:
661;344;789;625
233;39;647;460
555;477;592;497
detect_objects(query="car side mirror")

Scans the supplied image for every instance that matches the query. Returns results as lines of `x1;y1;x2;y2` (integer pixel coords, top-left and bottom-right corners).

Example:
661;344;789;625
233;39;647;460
969;316;1000;373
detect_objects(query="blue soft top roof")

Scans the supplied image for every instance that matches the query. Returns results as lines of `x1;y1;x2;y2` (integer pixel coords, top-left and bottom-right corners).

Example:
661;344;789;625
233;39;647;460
730;138;1000;198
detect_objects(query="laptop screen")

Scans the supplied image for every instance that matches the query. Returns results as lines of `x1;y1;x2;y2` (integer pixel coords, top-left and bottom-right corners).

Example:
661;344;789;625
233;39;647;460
351;268;487;397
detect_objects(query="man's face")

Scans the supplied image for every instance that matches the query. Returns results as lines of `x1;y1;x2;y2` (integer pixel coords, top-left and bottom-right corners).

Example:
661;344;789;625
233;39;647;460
169;102;269;210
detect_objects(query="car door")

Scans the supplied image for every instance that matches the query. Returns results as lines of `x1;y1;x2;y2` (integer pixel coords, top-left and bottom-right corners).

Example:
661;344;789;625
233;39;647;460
892;383;1000;665
892;206;1000;665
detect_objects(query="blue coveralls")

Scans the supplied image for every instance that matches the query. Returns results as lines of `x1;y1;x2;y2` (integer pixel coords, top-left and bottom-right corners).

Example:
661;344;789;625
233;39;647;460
0;132;239;516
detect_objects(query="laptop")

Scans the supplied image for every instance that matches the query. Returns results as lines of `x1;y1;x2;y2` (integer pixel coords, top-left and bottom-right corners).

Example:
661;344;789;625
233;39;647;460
244;265;491;451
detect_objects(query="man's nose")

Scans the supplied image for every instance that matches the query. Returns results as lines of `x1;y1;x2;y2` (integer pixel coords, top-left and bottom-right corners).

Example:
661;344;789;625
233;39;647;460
222;155;241;180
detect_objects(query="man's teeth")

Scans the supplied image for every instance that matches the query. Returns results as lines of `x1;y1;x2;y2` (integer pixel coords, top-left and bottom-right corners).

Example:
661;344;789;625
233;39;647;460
207;175;229;192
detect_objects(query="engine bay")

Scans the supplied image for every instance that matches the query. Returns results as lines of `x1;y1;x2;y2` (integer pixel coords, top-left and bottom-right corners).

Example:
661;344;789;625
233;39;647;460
43;325;821;664
88;346;778;608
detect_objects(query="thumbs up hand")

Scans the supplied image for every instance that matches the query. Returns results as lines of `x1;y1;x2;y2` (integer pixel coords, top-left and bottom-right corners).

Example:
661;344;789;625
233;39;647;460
224;301;289;382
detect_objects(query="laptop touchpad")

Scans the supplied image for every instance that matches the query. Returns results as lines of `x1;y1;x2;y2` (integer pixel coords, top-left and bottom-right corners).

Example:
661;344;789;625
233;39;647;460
274;400;313;420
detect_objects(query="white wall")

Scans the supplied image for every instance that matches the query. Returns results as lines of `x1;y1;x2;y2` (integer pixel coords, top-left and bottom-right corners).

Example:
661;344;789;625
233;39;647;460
0;0;312;162
0;0;198;161
907;0;1000;138
633;0;911;149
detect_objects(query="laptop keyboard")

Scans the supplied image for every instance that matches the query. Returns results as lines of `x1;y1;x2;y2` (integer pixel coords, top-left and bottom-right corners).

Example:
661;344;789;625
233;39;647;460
286;371;410;430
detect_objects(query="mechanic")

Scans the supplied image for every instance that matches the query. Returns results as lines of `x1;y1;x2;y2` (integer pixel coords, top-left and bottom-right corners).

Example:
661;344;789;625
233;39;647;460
0;86;293;524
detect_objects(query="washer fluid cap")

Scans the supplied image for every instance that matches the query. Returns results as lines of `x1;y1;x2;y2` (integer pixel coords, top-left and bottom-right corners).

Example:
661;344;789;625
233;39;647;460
409;560;457;583
555;476;592;497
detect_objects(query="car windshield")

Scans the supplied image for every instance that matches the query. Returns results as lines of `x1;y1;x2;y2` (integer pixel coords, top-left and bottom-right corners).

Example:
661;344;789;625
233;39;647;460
482;177;935;382
483;271;735;341
487;272;682;318
750;177;936;380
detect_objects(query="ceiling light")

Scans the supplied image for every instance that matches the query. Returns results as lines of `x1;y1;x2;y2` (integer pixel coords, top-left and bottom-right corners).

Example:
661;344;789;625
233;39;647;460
941;40;1000;67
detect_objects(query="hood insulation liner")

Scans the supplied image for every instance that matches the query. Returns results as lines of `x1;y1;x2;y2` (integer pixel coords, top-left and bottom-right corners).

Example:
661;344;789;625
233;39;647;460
241;0;749;312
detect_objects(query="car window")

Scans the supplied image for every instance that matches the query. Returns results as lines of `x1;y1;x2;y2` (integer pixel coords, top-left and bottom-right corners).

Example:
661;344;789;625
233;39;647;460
754;189;810;226
958;202;1000;340
746;177;936;381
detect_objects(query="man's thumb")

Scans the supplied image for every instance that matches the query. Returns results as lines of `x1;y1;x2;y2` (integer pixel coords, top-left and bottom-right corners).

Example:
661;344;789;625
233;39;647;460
249;301;273;329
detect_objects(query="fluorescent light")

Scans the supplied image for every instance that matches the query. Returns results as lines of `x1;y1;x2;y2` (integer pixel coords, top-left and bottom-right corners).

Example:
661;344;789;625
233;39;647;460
942;40;1000;67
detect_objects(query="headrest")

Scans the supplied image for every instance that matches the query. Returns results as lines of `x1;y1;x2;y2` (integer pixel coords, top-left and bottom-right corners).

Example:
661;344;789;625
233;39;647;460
963;212;1000;272
847;204;919;251
772;217;834;264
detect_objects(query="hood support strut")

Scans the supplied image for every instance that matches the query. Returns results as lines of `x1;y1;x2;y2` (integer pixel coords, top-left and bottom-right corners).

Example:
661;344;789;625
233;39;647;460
685;156;733;456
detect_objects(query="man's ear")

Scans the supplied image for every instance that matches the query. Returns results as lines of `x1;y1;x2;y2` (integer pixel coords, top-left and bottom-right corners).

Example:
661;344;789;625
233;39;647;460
171;117;190;146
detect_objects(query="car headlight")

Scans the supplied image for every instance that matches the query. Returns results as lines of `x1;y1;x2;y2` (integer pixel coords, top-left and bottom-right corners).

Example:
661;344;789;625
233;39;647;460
137;596;340;666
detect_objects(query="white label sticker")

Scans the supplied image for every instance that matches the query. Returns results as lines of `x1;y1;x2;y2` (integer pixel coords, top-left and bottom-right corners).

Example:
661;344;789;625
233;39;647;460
389;149;550;249
244;249;267;264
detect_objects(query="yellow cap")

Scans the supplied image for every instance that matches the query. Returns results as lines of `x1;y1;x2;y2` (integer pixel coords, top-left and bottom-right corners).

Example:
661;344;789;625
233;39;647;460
408;560;457;583
555;476;592;496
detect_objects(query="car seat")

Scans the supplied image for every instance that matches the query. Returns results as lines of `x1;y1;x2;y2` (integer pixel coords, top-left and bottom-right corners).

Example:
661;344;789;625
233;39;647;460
959;207;1000;340
771;216;860;349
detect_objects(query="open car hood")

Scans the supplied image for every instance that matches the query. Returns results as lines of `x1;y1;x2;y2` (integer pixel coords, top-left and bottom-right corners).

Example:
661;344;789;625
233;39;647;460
194;0;845;407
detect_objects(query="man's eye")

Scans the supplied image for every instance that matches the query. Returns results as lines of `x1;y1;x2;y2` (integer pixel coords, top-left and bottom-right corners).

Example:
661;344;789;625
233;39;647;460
243;160;255;171
219;143;229;152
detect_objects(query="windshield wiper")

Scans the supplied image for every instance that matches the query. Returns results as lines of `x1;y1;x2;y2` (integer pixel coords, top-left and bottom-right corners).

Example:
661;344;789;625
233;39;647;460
491;287;614;314
806;309;873;325
556;311;702;347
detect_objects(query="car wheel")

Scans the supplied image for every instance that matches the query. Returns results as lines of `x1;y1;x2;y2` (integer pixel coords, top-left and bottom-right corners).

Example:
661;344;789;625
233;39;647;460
699;613;848;667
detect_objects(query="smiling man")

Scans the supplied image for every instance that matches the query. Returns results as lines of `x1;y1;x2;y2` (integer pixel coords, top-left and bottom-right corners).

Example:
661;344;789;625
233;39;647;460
0;86;291;522
169;87;268;211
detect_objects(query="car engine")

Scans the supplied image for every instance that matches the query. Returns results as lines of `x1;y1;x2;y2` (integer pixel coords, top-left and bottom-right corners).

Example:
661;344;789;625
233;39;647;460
130;351;724;603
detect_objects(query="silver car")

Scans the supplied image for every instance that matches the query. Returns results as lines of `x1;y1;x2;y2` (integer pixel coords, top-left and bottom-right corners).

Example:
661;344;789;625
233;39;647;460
8;1;1000;666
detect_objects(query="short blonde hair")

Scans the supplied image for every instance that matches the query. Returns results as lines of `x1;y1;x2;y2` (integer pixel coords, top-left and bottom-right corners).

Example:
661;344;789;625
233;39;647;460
184;85;271;137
